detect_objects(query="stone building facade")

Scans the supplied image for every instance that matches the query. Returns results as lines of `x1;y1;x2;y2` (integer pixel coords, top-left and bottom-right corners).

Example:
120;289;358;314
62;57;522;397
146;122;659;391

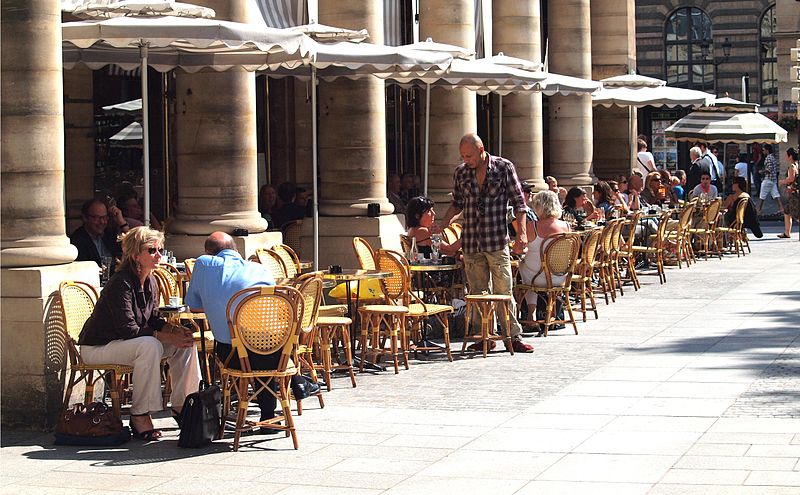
1;0;637;428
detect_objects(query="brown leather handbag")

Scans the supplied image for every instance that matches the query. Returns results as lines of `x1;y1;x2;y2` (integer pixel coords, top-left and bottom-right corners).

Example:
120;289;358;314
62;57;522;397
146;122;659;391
54;402;130;446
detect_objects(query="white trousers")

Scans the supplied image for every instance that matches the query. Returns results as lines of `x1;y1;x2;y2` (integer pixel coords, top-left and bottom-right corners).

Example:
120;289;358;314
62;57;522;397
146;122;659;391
81;336;201;415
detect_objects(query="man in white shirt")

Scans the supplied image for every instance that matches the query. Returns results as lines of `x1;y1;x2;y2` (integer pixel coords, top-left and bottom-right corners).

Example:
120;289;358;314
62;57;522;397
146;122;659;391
637;139;656;176
698;142;724;191
734;153;749;192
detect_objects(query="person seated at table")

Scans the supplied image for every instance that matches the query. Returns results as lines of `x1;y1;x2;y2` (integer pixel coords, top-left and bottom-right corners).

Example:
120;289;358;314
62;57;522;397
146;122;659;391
519;190;571;322
258;184;278;228
674;170;687;201
78;226;201;441
70;198;127;267
689;172;718;201
545;175;568;204
118;193;162;231
659;169;679;206
405;196;460;257
563;187;601;223
607;180;629;216
722;177;763;237
592;181;615;219
271;181;307;228
641;172;669;207
184;232;320;430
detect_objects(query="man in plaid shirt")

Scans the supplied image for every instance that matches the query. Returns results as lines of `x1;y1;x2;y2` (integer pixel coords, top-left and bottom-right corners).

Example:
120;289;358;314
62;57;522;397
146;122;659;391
437;133;534;353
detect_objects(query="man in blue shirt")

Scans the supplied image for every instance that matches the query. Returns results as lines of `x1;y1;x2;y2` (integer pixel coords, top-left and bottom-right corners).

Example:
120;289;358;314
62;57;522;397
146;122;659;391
185;232;318;425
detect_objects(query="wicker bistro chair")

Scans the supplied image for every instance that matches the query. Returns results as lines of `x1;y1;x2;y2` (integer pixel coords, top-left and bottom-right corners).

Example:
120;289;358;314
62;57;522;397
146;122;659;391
281;219;303;255
358;250;411;373
632;210;671;284
607;218;627;297
291;272;325;415
688;198;723;260
153;263;183;303
219;285;304;451
664;201;697;269
595;221;619;304
58;281;133;417
379;249;454;361
442;226;458;245
353;236;377;270
569;228;602;322
273;244;302;278
618;212;642;291
183;258;196;279
717;198;749;257
254;248;288;280
515;233;581;337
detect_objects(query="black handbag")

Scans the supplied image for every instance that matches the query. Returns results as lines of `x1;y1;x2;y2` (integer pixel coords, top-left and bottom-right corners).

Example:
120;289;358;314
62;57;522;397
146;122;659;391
178;323;222;448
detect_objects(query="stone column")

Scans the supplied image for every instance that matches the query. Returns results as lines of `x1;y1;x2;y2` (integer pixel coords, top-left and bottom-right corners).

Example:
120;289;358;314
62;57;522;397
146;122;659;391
63;67;97;234
317;0;391;216
167;0;273;257
591;0;637;180
493;0;545;189
1;1;78;267
548;0;594;186
420;0;477;207
1;0;99;430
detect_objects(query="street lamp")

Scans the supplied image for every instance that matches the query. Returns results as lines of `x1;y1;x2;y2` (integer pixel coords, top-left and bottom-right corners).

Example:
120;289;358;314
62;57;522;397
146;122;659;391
701;37;732;95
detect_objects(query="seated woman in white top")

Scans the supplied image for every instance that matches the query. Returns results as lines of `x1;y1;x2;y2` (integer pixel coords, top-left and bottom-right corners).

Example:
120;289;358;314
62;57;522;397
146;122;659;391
519;190;571;318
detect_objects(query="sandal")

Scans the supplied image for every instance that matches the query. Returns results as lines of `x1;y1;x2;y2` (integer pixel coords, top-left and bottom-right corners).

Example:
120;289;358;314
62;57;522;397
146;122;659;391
130;413;162;441
778;233;790;238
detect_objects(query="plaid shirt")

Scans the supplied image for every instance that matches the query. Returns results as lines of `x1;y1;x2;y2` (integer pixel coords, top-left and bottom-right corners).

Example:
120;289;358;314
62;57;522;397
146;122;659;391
764;152;780;182
451;155;526;254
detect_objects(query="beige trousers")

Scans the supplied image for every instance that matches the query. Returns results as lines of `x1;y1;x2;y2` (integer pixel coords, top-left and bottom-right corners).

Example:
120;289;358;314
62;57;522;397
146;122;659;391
81;336;201;415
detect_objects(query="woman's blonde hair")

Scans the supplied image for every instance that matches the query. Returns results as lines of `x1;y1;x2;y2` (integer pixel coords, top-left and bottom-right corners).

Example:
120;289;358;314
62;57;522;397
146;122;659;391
119;226;164;274
532;190;562;219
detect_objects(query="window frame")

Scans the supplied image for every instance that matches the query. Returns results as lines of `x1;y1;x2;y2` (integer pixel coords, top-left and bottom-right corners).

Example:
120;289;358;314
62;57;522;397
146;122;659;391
663;7;714;91
759;4;777;106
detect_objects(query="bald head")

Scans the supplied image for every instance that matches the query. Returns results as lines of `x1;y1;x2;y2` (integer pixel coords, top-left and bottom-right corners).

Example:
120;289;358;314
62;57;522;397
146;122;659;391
459;132;486;169
460;132;484;150
204;231;237;255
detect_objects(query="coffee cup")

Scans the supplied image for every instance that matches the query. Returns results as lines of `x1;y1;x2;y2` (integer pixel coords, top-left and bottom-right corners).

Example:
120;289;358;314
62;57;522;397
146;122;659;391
168;296;181;307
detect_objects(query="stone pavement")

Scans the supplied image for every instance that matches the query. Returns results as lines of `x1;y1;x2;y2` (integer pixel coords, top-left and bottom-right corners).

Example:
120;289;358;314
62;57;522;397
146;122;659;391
2;221;799;494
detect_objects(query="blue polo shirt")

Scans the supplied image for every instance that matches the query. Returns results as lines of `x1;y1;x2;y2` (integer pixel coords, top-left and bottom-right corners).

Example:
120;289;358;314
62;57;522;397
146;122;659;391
184;249;275;344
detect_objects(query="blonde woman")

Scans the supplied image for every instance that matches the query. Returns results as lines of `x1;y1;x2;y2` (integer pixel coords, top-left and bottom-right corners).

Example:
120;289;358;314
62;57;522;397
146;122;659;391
78;227;201;441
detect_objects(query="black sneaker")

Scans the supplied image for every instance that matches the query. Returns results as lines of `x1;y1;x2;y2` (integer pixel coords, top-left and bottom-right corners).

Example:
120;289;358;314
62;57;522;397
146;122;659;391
291;377;321;400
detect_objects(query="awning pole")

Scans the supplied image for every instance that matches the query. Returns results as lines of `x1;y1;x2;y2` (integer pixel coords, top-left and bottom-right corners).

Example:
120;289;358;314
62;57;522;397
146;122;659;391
312;66;319;270
423;83;430;196
498;94;503;157
140;43;150;228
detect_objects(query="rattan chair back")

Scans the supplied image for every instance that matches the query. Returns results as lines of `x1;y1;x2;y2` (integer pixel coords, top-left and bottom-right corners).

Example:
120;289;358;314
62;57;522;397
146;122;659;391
580;228;602;273
154;264;182;296
353;237;376;270
227;285;303;370
183;258;196;279
450;223;462;237
541;233;580;290
677;202;695;233
255;248;288;279
399;234;412;255
734;197;747;227
376;249;411;304
273;244;300;278
442;226;458;244
281;219;303;254
704;199;722;227
624;211;641;250
58;281;98;345
292;272;324;333
609;218;625;254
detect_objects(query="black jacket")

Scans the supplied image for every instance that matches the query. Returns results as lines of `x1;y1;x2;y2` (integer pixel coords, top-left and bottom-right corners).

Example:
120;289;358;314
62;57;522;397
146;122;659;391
69;226;121;266
78;266;166;346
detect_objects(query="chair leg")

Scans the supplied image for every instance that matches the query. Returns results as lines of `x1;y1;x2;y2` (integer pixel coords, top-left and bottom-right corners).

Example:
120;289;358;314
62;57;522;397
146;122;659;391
278;378;299;450
339;326;357;388
564;293;579;335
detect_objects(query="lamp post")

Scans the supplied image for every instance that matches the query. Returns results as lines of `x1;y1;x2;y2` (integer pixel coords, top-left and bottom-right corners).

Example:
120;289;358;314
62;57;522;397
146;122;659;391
701;37;732;96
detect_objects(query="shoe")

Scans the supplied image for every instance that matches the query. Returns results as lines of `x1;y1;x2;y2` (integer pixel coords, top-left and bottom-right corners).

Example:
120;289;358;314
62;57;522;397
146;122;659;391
292;377;321;401
507;338;534;353
778;233;790;238
130;413;162;441
467;340;496;352
520;325;538;337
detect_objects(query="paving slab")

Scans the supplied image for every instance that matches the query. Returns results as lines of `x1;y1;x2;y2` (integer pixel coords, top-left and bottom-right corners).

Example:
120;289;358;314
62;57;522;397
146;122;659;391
1;222;798;493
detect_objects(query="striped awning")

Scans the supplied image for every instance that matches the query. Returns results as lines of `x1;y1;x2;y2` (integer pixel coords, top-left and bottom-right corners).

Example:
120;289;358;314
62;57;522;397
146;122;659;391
664;109;788;144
